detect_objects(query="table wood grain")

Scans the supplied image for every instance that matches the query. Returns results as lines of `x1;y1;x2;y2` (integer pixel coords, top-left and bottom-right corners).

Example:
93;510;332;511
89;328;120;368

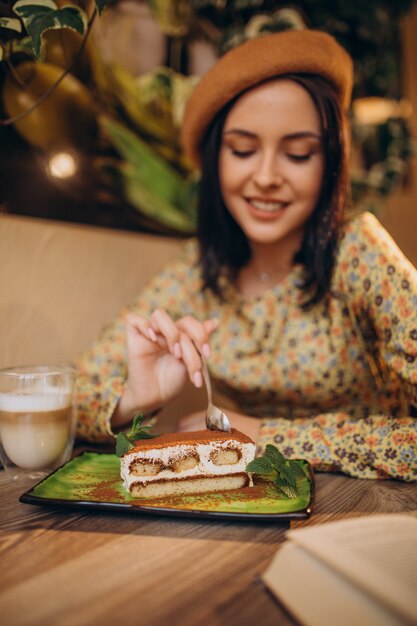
1;464;416;626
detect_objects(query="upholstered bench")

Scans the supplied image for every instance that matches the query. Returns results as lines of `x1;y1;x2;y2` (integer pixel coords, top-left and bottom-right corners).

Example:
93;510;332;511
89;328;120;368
1;214;204;432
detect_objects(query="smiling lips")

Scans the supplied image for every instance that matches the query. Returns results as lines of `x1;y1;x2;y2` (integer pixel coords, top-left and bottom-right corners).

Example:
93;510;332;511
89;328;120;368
246;197;289;219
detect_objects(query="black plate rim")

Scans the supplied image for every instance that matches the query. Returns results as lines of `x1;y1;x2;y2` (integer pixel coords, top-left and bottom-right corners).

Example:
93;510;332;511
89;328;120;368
19;450;315;521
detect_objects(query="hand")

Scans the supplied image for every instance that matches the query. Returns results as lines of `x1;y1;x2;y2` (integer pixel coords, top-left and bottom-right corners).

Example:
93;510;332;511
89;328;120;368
111;310;218;429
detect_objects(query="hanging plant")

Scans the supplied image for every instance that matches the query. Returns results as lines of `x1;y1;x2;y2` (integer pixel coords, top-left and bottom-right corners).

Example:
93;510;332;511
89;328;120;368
0;0;101;62
1;0;416;233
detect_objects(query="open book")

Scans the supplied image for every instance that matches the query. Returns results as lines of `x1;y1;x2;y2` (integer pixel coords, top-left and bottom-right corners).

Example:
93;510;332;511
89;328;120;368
262;514;417;626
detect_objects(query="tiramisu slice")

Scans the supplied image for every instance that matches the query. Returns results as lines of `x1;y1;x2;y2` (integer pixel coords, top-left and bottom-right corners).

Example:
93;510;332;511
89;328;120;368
120;428;256;498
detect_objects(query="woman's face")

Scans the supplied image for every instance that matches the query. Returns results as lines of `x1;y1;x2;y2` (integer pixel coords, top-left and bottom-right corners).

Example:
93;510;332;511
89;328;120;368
219;78;325;252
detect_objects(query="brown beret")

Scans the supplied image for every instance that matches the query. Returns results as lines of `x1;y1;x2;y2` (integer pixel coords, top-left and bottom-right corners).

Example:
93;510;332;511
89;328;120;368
182;29;353;168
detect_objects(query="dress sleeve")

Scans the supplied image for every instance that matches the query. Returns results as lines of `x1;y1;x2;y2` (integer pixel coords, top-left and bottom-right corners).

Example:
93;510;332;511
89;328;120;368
333;211;417;389
73;241;199;442
258;213;417;482
257;412;416;481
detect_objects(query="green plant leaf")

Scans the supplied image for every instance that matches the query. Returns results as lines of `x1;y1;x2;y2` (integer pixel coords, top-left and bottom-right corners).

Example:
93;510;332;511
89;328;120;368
281;485;298;498
246;445;309;499
147;0;192;37
129;413;146;435
246;457;274;475
95;0;108;16
13;0;87;58
279;463;297;488
134;431;158;440
291;461;308;479
127;413;158;441
100;116;197;234
115;432;133;457
275;477;298;499
0;17;23;32
116;413;158;458
14;0;57;10
264;444;286;468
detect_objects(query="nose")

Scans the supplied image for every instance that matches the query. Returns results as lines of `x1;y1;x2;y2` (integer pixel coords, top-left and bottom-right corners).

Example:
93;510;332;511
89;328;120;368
253;151;283;188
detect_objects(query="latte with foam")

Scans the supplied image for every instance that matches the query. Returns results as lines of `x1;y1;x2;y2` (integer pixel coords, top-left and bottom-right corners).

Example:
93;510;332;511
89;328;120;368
0;389;74;472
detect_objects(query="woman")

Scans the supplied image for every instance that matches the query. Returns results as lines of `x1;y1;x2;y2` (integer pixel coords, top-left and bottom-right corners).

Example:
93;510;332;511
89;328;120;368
75;29;417;481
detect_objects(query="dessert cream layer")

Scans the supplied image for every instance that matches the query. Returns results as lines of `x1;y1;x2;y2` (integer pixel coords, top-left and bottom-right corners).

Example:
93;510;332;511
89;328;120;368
120;428;256;493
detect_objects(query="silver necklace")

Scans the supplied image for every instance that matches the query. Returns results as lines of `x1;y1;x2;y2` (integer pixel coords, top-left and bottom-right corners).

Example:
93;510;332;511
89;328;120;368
259;271;272;284
256;265;291;284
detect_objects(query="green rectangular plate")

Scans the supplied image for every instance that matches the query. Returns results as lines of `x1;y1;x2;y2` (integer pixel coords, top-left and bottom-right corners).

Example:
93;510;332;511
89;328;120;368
20;451;315;520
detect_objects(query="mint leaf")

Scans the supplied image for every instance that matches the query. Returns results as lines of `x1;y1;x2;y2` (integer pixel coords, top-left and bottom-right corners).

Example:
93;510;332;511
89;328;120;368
264;444;286;468
133;430;158;440
246;444;310;499
116;413;158;457
127;413;158;441
279;463;297;488
292;461;308;478
246;457;274;475
128;413;146;437
116;432;133;457
275;477;298;499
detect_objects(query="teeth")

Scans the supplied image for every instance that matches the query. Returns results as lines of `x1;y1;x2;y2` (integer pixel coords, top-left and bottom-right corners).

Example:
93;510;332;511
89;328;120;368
249;199;285;211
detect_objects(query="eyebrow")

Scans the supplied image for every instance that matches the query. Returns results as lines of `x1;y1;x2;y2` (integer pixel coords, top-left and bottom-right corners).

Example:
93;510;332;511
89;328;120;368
222;129;322;140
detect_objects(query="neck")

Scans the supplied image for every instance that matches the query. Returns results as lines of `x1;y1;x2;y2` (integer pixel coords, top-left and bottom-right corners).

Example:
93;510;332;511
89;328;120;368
251;246;293;274
249;227;303;276
236;229;304;297
237;247;295;297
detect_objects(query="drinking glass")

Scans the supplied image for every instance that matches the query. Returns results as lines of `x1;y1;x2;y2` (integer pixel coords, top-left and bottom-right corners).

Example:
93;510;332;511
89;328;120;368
0;365;75;482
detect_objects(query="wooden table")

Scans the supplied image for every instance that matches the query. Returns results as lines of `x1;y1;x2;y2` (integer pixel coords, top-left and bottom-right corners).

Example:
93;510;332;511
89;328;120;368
1;460;416;626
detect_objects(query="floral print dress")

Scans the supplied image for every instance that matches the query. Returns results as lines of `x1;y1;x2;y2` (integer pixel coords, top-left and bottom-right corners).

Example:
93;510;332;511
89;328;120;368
74;212;417;481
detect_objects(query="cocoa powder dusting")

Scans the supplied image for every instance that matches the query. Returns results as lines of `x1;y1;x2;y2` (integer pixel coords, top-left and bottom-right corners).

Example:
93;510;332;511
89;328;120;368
87;479;122;502
128;428;254;453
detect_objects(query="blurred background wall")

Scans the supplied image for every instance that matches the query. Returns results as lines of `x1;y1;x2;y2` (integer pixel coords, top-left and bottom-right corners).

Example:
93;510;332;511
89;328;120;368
0;0;416;265
381;3;417;266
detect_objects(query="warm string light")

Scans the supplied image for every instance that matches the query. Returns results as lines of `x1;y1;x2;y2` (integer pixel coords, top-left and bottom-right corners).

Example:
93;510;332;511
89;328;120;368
353;97;413;125
46;152;78;179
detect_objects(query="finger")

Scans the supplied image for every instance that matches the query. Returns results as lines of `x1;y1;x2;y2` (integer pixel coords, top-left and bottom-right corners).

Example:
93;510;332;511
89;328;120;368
125;314;170;356
177;316;218;358
203;318;219;336
125;313;155;341
178;333;203;388
150;309;182;358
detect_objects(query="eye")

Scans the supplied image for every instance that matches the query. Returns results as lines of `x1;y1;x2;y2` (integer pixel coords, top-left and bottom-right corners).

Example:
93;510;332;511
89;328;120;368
287;153;312;162
230;148;255;158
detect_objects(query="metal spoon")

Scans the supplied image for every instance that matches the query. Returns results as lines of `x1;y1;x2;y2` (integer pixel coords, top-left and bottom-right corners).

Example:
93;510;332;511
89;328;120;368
201;356;232;432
